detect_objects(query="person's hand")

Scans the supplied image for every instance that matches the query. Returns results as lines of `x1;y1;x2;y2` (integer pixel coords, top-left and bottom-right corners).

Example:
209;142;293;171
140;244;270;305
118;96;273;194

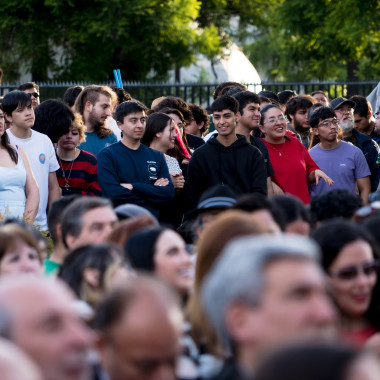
171;174;185;189
121;183;133;190
154;178;169;187
315;169;334;186
272;181;284;195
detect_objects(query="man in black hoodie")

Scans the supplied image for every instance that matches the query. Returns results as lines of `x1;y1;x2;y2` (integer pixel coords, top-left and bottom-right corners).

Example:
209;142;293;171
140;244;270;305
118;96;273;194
188;95;267;201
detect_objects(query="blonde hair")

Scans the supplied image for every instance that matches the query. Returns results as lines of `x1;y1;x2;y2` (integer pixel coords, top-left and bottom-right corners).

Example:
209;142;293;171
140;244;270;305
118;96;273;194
72;113;87;145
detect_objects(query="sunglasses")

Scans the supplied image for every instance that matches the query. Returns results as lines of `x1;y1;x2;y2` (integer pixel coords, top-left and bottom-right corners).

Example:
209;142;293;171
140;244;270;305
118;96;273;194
28;92;40;98
329;261;378;281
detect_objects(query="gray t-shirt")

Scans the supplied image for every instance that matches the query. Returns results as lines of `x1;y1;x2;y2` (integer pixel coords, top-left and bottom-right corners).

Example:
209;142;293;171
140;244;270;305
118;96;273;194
309;141;370;196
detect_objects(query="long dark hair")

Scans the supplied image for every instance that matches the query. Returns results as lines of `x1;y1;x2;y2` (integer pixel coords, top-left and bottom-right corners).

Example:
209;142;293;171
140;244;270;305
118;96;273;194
0;104;17;164
142;112;172;147
312;219;380;329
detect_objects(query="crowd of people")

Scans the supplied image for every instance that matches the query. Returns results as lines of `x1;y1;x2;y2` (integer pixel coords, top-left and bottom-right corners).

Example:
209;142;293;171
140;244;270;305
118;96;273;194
0;79;380;380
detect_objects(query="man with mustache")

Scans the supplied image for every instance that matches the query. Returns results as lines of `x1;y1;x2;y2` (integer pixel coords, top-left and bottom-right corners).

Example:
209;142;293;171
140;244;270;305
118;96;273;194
329;97;380;193
285;95;316;148
309;106;370;205
74;85;118;157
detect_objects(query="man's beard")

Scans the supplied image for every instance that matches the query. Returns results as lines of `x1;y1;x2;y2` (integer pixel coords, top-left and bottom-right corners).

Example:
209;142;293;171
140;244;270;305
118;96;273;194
88;110;105;130
293;118;310;134
339;118;354;134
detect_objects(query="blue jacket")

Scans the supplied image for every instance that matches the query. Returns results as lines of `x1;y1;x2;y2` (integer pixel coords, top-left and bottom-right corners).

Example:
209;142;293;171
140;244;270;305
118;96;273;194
350;129;380;192
97;142;174;217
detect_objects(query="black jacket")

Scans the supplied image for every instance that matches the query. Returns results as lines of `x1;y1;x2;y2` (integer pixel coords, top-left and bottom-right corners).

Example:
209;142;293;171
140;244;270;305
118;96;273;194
188;134;267;201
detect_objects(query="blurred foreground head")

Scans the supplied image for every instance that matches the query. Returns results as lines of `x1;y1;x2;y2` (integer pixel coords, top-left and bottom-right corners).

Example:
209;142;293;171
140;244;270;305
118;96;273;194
0;276;92;380
94;276;183;380
202;234;336;373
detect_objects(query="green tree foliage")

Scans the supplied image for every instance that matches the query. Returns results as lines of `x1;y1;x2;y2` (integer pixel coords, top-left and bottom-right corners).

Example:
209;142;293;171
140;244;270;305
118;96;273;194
245;0;380;81
0;0;222;81
1;0;379;83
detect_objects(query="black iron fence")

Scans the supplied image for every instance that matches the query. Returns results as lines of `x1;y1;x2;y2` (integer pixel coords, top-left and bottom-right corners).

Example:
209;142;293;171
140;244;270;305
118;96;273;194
1;80;378;108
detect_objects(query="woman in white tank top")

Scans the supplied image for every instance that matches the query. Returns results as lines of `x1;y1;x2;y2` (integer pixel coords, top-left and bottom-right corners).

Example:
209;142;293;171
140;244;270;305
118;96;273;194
0;106;39;222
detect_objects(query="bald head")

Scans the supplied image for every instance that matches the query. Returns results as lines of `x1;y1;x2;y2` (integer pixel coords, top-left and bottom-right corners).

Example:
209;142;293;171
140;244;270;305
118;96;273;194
0;277;92;380
0;338;42;380
95;276;183;380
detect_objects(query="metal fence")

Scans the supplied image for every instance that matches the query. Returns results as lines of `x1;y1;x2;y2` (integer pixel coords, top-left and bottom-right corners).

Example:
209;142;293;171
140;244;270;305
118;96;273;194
1;80;378;108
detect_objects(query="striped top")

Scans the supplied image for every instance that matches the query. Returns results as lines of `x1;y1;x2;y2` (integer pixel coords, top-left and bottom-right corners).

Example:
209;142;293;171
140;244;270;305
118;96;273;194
56;149;102;197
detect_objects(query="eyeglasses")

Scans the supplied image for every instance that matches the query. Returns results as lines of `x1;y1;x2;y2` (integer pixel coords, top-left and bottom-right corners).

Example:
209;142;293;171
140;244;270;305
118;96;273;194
264;115;287;124
28;92;40;98
318;119;339;128
329;260;378;281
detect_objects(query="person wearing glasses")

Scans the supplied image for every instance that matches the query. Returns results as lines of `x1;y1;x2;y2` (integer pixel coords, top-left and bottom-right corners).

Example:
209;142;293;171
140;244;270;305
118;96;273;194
329;97;380;193
313;219;380;348
259;104;332;204
17;82;40;109
309;107;371;205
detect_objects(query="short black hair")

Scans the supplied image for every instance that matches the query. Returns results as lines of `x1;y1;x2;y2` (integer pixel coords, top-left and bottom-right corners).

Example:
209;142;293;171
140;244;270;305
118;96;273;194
232;91;261;115
34;100;75;143
114;100;147;123
2;91;32;116
233;193;286;231
309;106;336;128
63;86;84;107
350;95;372;117
277;90;297;105
309;189;362;225
258;90;279;103
17;81;39;92
210;95;239;114
270;194;310;225
213;82;247;100
285;95;316;118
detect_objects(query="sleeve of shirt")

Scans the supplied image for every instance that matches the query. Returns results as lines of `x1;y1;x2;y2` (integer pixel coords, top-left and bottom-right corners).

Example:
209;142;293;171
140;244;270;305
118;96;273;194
187;151;206;202
249;147;268;195
354;149;372;179
364;140;380;191
97;148;147;206
47;138;60;172
301;142;319;174
132;154;175;203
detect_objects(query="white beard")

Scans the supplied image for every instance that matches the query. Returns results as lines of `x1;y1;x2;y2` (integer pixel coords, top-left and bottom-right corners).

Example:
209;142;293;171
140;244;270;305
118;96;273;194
339;118;354;134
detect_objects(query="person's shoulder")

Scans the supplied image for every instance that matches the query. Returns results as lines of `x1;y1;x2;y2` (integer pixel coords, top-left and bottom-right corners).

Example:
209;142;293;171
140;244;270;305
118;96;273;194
98;141;122;157
79;149;98;163
31;129;52;142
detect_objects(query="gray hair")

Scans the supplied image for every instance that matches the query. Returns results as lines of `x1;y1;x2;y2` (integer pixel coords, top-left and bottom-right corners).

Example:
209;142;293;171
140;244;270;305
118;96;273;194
61;197;114;248
201;234;321;346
